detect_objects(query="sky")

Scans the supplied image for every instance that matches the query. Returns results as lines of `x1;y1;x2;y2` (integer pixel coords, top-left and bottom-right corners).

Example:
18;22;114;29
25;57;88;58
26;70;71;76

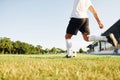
0;0;120;51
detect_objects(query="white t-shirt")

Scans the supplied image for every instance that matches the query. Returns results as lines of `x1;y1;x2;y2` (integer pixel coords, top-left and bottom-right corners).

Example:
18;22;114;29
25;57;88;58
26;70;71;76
71;0;92;18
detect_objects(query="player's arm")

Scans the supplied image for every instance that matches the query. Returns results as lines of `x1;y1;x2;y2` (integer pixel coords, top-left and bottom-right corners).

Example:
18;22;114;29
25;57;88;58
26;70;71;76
89;5;104;29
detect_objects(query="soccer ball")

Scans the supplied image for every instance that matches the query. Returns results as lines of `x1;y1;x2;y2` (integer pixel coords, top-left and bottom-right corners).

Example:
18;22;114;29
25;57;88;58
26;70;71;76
72;51;77;57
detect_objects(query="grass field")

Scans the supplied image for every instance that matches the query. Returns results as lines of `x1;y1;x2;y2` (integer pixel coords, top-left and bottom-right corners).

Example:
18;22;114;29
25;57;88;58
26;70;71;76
0;54;120;80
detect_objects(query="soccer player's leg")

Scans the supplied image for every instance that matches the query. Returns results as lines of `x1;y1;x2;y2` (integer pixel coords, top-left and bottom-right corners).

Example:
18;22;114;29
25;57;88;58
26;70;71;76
107;33;118;47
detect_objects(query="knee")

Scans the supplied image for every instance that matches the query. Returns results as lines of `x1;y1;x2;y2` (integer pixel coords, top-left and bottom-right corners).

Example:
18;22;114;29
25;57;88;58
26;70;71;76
65;35;70;39
65;34;72;39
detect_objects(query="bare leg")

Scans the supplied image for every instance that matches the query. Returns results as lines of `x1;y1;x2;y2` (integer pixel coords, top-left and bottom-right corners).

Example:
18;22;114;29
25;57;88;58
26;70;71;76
82;34;89;41
82;33;118;47
65;33;73;39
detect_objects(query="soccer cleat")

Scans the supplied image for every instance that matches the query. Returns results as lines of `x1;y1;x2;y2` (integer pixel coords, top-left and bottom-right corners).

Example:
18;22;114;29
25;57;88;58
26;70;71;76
107;33;118;47
65;55;71;58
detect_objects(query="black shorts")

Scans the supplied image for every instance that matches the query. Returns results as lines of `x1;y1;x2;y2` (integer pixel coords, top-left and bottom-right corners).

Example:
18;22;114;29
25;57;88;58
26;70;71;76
66;18;90;35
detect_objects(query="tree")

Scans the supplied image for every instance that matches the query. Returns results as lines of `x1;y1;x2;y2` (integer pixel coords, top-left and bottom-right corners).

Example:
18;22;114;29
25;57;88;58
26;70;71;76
35;45;42;54
0;37;67;54
79;48;84;53
44;48;50;54
57;48;66;53
13;41;23;54
7;41;13;54
51;47;57;54
29;44;36;54
0;37;13;54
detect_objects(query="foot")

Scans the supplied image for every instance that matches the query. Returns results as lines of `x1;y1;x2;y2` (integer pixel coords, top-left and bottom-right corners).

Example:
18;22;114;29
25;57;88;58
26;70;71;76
107;33;118;47
65;55;71;58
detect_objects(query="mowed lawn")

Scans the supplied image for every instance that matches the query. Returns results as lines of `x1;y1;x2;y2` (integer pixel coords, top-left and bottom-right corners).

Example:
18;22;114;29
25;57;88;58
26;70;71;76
0;54;120;80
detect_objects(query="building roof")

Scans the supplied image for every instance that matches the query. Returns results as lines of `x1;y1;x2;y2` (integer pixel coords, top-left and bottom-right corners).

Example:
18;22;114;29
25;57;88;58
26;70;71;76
101;19;120;44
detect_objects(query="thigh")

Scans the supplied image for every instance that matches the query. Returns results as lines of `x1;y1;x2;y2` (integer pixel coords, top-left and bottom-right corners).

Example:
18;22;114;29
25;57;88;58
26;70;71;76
79;18;90;35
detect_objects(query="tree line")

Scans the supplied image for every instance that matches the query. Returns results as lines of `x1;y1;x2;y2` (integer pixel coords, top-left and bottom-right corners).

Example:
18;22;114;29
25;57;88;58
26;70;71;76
0;37;66;54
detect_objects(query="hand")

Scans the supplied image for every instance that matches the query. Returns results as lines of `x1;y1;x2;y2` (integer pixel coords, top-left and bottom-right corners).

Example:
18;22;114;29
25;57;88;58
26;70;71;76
98;22;104;29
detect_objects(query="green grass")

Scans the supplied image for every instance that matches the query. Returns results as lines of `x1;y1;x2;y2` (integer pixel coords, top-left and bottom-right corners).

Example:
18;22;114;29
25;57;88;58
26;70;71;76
0;54;120;80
